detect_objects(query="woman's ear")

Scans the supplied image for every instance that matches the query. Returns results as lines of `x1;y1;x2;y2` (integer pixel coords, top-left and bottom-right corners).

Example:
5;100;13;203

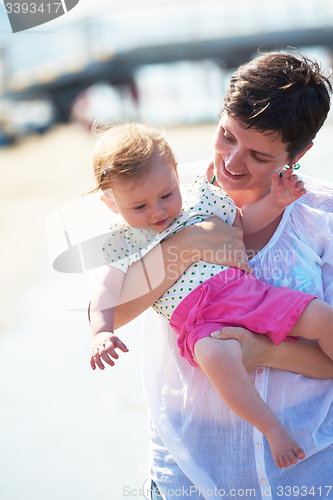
100;193;119;214
290;142;314;165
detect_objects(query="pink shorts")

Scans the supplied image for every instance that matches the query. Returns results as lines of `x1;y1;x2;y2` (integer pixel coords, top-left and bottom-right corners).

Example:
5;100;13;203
170;268;316;368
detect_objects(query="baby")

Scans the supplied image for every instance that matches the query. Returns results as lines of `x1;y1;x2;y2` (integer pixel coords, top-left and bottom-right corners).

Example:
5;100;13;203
88;122;333;469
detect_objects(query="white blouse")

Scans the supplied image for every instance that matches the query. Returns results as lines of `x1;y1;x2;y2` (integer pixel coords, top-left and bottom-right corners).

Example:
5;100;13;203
142;161;333;500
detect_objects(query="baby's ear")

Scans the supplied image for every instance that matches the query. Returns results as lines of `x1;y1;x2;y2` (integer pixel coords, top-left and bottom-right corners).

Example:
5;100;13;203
100;193;119;214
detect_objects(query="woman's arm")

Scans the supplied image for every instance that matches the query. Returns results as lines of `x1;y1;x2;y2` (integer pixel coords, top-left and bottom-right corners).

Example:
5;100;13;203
114;217;251;328
211;328;333;379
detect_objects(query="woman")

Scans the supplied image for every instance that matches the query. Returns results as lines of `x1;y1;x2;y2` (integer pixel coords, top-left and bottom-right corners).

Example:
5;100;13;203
112;52;333;499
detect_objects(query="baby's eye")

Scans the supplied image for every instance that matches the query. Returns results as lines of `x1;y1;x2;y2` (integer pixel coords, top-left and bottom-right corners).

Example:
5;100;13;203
134;204;146;210
162;192;172;199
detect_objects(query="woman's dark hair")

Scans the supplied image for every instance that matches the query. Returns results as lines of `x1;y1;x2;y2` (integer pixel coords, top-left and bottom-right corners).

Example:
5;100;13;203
223;51;332;161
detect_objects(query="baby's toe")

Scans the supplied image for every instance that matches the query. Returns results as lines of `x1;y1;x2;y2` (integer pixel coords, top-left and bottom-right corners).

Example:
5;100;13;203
277;455;287;468
286;451;298;466
293;445;306;460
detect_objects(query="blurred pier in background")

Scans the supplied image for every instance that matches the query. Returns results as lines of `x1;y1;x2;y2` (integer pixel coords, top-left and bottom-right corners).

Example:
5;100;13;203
0;0;333;140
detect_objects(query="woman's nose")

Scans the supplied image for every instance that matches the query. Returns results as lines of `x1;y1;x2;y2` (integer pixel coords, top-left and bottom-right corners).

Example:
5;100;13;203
224;147;245;171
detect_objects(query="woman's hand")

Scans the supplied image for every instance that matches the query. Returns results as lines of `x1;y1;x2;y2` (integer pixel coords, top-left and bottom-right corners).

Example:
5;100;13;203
211;327;272;373
190;216;252;273
211;327;333;378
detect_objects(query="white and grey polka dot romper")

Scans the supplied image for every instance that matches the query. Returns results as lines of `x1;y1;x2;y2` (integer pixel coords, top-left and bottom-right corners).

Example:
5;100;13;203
102;174;236;320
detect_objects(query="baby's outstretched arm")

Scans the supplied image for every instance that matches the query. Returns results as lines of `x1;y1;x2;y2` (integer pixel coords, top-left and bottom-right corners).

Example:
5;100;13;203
238;168;306;235
90;265;129;370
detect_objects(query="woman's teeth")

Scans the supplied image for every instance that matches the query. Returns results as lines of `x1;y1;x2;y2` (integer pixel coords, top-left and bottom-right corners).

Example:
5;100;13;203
226;167;243;176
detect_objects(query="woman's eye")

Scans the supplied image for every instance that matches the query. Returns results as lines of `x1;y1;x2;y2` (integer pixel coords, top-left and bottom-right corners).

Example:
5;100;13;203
253;154;268;163
223;132;234;142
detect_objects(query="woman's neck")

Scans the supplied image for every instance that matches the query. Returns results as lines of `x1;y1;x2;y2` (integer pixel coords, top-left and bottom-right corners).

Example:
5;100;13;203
205;165;283;254
223;187;270;209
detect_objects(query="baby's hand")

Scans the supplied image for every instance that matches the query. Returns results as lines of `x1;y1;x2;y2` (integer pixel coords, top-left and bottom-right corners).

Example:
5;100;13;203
90;332;129;370
271;169;306;209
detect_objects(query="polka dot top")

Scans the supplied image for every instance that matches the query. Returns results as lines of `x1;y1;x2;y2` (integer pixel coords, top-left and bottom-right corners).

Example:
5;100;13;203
102;174;236;321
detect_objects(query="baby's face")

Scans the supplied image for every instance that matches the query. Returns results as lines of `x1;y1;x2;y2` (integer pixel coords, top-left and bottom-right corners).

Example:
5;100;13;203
111;158;182;232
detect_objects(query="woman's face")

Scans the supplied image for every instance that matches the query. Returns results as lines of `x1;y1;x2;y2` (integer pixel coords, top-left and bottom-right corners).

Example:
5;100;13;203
213;113;291;199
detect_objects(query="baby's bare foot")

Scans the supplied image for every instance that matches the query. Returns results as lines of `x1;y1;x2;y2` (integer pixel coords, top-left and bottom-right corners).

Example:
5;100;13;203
265;423;306;469
276;444;306;469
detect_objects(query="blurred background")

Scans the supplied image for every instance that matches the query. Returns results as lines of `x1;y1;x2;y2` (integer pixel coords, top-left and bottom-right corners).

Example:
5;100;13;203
1;1;333;499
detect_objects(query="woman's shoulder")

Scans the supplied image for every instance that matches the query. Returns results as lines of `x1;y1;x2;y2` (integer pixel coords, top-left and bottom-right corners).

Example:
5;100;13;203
284;177;333;245
271;175;333;249
301;174;333;213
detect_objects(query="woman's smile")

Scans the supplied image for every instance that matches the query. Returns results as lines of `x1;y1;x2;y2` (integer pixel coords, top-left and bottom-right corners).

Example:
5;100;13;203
223;163;246;178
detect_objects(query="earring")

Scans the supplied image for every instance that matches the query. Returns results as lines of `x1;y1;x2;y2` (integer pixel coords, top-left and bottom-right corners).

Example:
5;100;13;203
279;162;301;177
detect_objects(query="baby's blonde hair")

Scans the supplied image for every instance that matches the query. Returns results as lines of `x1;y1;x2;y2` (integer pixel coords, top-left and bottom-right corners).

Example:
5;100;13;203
90;122;177;193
